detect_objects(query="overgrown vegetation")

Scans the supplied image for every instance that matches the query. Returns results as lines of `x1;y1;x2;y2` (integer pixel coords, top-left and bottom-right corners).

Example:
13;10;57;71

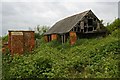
2;19;120;79
2;35;8;43
34;25;49;39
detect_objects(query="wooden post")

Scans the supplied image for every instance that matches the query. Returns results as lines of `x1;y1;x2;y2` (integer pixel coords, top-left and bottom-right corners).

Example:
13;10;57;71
93;27;94;31
64;34;66;43
61;35;63;44
81;21;84;29
97;22;100;29
87;27;88;32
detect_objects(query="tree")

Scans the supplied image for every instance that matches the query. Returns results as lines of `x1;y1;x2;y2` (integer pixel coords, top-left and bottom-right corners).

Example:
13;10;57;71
2;35;8;42
106;18;120;33
34;25;49;39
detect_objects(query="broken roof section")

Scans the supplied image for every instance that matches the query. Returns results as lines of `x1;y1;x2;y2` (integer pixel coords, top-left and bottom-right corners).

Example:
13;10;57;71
44;10;92;35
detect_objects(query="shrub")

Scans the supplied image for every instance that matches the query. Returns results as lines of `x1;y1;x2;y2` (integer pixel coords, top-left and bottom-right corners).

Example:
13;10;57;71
106;18;120;33
4;54;53;79
111;29;120;38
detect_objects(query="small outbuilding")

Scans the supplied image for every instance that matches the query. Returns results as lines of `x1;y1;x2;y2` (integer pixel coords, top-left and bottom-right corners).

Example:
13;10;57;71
8;30;35;55
44;10;105;45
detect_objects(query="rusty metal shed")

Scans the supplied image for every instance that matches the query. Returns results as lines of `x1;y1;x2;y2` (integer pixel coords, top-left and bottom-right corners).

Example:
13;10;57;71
8;30;35;55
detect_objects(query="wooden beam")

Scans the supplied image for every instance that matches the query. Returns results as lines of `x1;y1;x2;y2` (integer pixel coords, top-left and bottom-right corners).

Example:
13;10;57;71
61;35;63;44
81;21;84;29
64;34;66;43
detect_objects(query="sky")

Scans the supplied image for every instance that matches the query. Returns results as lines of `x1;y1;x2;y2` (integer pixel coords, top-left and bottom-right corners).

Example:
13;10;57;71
118;1;120;18
1;0;120;36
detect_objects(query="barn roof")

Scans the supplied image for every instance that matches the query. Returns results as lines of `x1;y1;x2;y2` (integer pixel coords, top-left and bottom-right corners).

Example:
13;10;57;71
44;10;91;35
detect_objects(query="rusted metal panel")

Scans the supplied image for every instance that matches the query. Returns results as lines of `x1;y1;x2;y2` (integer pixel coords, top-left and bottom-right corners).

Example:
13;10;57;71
23;32;35;52
69;31;77;45
8;30;35;55
51;34;57;40
11;35;24;55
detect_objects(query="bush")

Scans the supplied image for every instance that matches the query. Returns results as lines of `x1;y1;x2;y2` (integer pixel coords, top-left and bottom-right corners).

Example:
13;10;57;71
3;54;53;79
111;29;120;38
106;18;120;33
2;35;8;42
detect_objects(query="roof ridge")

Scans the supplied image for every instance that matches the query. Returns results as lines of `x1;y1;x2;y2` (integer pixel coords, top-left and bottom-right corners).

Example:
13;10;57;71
61;10;91;21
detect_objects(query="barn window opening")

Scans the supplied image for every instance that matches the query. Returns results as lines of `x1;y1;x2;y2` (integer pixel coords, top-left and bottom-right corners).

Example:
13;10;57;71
94;18;96;21
84;22;87;26
78;22;80;25
71;28;74;31
88;19;93;26
84;27;87;32
74;27;77;31
77;27;80;32
85;16;87;18
88;27;93;31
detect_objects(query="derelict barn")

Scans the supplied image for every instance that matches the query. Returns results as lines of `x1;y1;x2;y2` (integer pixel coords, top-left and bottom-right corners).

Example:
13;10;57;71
44;10;104;45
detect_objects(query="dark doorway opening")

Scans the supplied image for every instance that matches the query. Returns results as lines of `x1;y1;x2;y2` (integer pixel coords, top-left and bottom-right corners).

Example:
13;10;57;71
48;35;51;42
94;26;97;30
84;27;87;32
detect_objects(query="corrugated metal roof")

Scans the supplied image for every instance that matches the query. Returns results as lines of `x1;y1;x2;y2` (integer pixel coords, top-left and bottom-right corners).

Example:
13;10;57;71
44;10;91;35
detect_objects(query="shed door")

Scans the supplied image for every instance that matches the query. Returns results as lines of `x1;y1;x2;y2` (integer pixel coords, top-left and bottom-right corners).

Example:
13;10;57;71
24;32;32;52
23;32;35;52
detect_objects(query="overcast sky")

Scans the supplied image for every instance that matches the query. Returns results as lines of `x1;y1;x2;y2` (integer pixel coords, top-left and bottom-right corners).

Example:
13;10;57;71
1;0;120;36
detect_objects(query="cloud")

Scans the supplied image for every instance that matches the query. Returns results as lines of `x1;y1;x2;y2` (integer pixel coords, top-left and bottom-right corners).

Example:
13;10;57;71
2;0;120;2
1;2;118;36
0;3;2;37
118;1;120;18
